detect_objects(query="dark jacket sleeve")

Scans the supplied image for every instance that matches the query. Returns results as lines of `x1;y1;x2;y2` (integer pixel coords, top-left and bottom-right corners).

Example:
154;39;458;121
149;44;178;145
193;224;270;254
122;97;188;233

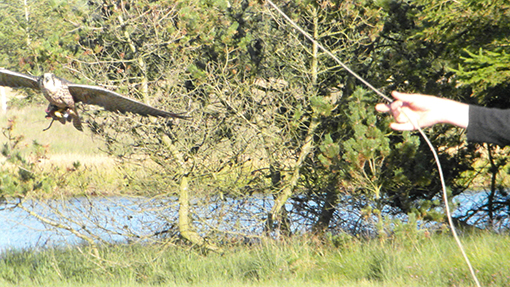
466;105;510;146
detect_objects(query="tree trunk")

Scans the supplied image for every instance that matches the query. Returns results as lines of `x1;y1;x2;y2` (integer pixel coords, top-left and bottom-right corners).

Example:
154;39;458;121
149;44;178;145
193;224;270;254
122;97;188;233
267;7;321;235
162;135;221;252
312;184;339;234
487;144;496;226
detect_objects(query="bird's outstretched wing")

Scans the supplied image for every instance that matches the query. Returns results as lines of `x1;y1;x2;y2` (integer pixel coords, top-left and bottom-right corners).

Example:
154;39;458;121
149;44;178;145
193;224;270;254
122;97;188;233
67;84;188;119
0;68;40;90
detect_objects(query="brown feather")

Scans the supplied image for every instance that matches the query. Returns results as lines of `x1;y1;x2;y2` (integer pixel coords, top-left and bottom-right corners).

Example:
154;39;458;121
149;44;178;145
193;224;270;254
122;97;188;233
0;68;40;90
68;84;188;119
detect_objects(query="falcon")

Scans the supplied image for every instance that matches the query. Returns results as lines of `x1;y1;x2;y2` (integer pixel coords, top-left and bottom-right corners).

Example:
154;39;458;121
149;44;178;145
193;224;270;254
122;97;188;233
0;68;188;131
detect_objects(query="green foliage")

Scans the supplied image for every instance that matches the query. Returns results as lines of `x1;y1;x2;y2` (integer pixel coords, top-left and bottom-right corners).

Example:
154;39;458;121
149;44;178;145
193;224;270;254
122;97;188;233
0;118;56;196
342;88;391;198
0;0;80;69
310;96;334;117
453;49;510;91
0;0;86;105
318;133;339;168
0;232;509;286
413;0;510;101
0;115;119;198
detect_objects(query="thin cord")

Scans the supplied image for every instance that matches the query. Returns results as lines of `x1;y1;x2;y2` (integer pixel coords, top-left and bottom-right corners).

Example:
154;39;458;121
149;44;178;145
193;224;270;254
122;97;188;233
265;1;481;286
265;1;392;103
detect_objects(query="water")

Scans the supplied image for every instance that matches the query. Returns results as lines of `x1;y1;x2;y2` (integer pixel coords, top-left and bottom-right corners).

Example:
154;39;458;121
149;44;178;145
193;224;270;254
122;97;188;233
452;190;510;229
0;192;507;251
0;197;175;250
0;195;279;251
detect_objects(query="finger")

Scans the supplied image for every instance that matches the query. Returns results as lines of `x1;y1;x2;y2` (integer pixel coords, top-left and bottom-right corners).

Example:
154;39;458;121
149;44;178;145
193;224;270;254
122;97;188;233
390;122;419;131
391;90;411;101
389;100;404;119
375;103;391;113
392;91;433;108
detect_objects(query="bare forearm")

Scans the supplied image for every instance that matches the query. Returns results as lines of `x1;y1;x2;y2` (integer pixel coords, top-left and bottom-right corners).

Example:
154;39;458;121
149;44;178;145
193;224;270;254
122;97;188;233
438;99;469;129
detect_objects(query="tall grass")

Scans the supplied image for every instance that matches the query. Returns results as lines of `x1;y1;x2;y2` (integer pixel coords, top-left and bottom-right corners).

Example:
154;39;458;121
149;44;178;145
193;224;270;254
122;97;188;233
0;231;508;286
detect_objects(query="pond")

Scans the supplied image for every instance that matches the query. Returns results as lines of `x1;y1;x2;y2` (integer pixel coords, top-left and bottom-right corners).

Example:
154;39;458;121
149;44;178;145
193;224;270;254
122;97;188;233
0;197;161;250
0;192;507;251
0;195;275;251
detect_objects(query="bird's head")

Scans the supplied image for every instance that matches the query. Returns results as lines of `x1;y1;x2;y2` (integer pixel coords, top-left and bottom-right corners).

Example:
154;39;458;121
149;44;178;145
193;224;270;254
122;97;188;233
40;73;61;92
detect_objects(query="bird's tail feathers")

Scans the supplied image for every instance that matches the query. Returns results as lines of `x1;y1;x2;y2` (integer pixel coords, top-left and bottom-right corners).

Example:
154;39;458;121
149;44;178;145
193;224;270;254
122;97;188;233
68;109;83;132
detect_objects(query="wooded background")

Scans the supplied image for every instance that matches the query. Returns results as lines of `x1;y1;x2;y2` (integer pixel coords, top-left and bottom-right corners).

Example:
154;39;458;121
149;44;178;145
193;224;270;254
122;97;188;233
0;0;509;249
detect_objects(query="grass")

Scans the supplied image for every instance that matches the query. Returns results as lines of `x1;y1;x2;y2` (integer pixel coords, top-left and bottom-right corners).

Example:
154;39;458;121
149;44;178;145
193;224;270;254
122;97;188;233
0;101;135;196
0;102;104;156
0;231;509;286
0;96;174;196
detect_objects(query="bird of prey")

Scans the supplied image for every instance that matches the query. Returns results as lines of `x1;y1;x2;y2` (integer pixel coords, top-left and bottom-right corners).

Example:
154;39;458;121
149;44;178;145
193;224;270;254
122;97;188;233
0;68;188;131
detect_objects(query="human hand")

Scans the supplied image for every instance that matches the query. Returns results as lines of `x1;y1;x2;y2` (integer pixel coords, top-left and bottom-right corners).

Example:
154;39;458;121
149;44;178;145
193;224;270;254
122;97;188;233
375;91;469;130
